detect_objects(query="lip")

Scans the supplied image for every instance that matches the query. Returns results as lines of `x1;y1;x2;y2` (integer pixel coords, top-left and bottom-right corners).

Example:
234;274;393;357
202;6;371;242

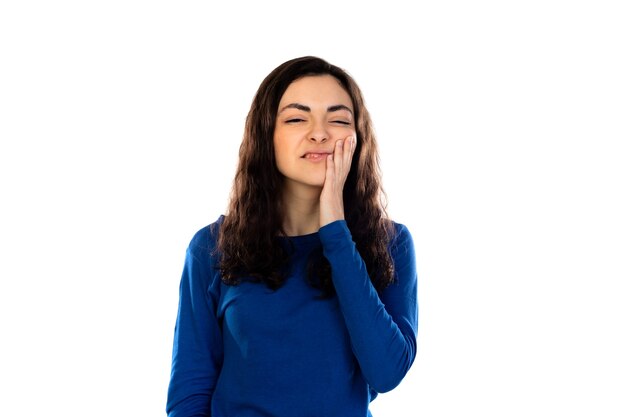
301;151;333;157
301;152;332;162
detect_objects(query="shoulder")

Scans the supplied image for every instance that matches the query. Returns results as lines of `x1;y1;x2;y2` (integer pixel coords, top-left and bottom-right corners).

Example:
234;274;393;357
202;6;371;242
385;221;417;297
389;220;414;249
387;220;416;264
182;216;225;297
187;214;225;258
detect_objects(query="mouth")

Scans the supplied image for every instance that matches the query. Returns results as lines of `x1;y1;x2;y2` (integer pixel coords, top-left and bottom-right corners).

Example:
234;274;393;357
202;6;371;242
301;152;332;162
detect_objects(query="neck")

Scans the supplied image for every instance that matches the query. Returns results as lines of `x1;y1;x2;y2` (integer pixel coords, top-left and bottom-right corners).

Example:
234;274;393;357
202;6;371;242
280;180;322;236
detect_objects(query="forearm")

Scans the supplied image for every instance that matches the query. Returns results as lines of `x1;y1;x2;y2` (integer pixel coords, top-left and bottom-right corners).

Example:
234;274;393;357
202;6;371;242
319;220;417;393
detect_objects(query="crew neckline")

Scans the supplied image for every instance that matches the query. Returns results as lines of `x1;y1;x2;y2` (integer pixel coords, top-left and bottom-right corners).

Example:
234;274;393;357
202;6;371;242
277;231;321;248
216;214;322;247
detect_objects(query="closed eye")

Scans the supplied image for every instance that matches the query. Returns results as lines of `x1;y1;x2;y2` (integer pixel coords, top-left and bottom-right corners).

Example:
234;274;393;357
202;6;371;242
286;118;305;124
332;120;351;125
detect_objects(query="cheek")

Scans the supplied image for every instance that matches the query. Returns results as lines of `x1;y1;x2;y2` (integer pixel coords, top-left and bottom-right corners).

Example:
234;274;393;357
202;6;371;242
273;136;290;169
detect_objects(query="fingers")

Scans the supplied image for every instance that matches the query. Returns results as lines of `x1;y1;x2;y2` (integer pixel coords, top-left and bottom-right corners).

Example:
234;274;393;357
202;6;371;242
325;135;356;189
333;135;356;178
333;139;344;183
325;152;334;184
343;135;356;168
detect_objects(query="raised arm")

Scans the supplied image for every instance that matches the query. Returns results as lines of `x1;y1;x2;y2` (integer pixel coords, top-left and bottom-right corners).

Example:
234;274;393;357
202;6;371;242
319;220;418;393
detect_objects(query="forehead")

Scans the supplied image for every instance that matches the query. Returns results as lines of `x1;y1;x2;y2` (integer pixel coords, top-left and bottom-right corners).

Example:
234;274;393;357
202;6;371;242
279;75;353;107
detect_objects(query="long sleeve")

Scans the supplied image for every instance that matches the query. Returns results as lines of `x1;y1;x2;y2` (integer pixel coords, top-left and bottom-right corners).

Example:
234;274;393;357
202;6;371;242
166;227;223;417
319;220;418;394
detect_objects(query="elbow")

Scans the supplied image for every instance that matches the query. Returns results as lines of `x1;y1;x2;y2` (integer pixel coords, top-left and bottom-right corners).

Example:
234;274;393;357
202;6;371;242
367;360;412;394
166;381;213;416
166;394;212;417
369;377;403;394
366;336;417;394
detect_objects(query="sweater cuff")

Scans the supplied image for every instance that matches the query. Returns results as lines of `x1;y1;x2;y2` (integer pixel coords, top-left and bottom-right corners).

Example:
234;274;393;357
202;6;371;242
319;220;352;249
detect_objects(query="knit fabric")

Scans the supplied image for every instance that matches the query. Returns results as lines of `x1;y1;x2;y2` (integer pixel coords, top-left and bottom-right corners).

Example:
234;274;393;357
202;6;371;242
166;216;418;417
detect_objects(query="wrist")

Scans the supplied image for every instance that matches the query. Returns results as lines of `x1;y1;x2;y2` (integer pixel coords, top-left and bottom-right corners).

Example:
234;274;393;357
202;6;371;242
320;212;345;229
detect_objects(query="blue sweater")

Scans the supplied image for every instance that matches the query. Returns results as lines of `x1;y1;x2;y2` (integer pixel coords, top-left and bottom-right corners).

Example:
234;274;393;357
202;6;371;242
166;216;418;417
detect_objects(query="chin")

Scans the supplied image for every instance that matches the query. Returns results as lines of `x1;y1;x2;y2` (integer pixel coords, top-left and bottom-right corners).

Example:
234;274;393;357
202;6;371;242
303;178;325;188
287;175;325;189
280;166;326;189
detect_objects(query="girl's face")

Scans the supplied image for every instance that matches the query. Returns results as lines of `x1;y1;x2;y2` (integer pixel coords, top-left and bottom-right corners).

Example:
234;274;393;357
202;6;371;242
273;75;356;190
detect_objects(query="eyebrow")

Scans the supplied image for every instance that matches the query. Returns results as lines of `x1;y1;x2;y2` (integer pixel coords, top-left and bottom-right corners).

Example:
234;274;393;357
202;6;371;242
278;103;353;115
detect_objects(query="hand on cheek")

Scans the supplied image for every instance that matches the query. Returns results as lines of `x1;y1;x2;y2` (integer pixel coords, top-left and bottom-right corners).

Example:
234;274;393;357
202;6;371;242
319;135;357;228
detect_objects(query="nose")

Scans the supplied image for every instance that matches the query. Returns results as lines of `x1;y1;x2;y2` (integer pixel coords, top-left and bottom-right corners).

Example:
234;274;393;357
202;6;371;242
308;120;329;143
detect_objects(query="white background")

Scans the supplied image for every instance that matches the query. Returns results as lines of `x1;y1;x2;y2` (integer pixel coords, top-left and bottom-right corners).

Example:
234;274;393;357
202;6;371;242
1;1;625;416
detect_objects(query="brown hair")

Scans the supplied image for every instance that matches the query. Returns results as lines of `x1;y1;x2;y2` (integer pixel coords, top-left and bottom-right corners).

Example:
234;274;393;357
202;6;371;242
217;56;395;295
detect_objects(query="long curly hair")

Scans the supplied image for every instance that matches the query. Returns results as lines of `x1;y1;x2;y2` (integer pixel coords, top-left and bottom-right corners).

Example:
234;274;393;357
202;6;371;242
217;56;395;296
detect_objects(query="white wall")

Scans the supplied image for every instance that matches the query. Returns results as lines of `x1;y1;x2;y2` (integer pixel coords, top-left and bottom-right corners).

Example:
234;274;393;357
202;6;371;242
1;1;624;415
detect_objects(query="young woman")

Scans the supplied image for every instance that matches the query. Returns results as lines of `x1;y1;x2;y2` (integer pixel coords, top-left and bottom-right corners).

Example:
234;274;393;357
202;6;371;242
166;56;418;417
